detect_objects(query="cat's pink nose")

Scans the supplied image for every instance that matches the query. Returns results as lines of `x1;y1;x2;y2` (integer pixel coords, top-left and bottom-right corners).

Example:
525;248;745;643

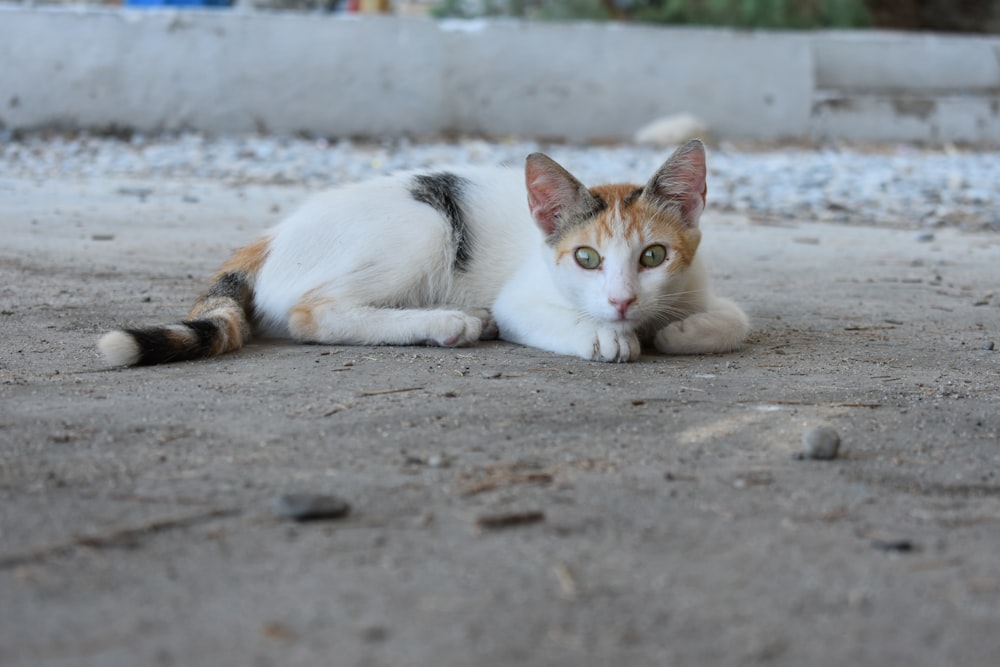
609;296;636;317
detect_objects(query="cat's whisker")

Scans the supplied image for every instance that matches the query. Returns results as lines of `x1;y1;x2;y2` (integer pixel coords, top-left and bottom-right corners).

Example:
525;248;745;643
644;310;691;328
656;288;707;300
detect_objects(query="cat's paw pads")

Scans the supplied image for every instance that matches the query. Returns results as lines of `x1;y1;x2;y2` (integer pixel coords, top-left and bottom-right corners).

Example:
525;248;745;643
428;312;483;347
589;327;640;363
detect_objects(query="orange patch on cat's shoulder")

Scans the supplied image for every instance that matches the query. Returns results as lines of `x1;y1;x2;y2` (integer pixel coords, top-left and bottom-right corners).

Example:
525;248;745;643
217;235;271;278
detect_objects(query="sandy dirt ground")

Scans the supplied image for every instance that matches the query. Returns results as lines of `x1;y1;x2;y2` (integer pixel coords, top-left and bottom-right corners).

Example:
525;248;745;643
1;174;999;667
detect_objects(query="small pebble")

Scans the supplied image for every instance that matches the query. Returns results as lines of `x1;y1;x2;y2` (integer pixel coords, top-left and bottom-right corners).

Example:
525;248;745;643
475;510;545;531
983;341;995;351
360;626;389;643
427;453;449;468
914;231;935;242
800;426;841;460
274;493;351;522
871;539;916;553
116;186;154;201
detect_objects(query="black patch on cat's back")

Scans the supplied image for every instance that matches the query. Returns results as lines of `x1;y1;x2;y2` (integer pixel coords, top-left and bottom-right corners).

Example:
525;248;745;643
409;172;473;272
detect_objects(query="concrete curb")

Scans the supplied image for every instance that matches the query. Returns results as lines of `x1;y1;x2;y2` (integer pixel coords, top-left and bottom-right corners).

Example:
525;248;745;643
1;5;998;142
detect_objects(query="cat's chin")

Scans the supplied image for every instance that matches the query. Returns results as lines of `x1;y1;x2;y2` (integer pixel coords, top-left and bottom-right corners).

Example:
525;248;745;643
591;312;641;327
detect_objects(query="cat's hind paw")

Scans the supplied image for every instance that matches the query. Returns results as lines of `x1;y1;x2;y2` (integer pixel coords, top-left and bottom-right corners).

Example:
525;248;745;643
589;326;641;363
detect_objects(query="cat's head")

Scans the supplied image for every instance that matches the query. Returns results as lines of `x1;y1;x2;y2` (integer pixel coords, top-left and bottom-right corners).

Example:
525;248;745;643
525;139;706;326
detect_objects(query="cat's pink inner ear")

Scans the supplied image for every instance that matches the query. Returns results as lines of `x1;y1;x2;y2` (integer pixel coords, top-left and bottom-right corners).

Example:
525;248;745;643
525;153;580;236
648;139;708;227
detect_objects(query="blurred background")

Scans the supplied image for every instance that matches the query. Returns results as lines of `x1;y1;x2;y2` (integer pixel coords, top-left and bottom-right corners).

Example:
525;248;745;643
13;0;1000;33
3;0;999;227
6;0;1000;147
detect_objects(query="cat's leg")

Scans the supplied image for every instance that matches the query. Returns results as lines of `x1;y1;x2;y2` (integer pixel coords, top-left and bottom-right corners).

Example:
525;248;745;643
506;307;640;362
464;307;500;340
653;295;749;354
493;295;640;363
288;295;491;347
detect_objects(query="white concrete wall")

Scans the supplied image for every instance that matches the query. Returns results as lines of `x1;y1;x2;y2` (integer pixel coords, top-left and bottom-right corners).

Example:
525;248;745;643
1;6;998;143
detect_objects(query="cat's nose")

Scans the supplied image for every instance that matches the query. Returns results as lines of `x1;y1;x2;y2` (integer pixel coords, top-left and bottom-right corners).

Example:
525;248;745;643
609;295;637;317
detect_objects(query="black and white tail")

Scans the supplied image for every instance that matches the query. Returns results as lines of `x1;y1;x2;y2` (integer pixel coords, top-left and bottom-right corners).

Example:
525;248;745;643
98;240;268;367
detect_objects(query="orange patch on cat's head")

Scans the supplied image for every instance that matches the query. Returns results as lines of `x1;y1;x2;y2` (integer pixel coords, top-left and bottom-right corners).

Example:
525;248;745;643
626;192;702;269
553;184;701;269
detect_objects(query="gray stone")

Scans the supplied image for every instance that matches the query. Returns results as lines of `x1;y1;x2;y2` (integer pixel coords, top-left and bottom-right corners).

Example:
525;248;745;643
274;493;351;522
801;426;841;460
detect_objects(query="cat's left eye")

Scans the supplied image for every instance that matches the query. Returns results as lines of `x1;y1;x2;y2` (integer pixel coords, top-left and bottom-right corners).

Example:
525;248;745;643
640;244;668;268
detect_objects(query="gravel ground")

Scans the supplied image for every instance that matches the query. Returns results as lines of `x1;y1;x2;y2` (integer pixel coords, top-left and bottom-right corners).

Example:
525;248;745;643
4;132;1000;231
2;134;1000;667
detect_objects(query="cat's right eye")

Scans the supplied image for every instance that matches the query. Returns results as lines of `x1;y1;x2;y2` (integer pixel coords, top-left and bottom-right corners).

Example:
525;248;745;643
574;247;602;270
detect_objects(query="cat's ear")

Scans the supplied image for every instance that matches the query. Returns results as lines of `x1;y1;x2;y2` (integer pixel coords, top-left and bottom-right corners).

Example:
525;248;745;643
525;153;600;237
644;139;707;227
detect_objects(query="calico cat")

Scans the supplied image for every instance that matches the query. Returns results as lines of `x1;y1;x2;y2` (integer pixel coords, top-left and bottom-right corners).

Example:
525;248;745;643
98;139;748;366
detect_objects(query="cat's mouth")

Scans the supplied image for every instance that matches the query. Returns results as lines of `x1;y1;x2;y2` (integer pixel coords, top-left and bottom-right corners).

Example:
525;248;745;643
597;308;641;325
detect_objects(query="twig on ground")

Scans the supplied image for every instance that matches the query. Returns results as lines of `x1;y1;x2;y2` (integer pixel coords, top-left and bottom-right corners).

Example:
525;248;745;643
453;462;554;496
475;511;545;531
0;507;239;569
358;386;425;397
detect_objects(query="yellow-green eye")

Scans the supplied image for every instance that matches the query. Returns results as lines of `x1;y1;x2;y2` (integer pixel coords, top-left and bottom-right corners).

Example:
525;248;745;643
574;246;602;270
640;244;668;268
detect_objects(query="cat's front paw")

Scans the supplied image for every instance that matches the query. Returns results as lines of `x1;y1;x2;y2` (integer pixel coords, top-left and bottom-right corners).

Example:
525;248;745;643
654;309;748;355
588;326;640;363
427;312;484;348
464;308;499;341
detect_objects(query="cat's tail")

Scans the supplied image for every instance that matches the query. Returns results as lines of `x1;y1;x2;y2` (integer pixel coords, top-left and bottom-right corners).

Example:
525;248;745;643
98;240;267;367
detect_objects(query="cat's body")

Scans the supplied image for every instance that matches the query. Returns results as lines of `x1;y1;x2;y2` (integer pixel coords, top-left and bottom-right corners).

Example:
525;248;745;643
99;140;748;366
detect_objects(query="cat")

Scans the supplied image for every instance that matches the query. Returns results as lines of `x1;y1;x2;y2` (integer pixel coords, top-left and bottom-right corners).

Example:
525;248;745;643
98;139;749;366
